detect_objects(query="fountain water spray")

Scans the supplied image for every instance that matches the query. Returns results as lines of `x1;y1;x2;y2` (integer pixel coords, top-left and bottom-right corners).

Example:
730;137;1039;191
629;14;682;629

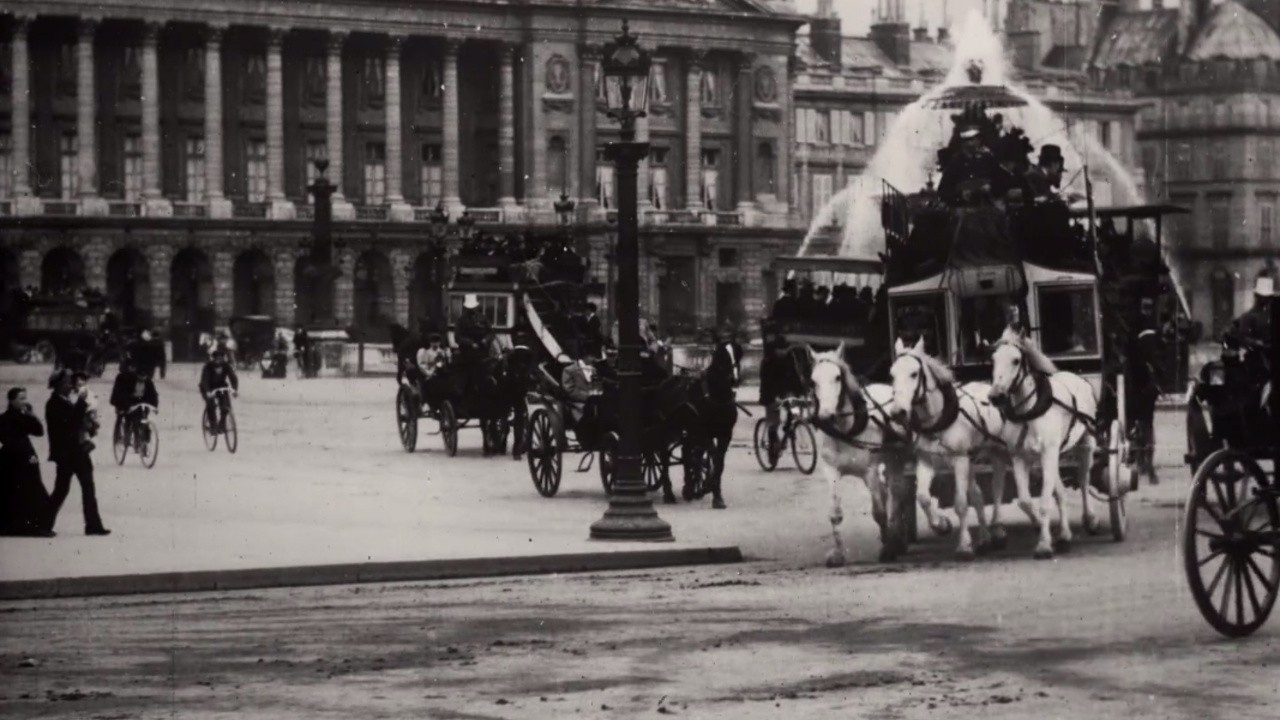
795;10;1188;310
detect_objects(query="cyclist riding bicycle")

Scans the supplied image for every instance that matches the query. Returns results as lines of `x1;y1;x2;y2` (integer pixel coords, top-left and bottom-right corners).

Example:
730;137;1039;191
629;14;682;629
758;331;797;459
110;354;159;442
200;347;239;433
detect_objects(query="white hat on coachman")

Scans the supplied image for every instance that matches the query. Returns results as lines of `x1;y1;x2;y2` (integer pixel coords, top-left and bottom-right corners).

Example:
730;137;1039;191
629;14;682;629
463;294;480;309
1255;276;1275;298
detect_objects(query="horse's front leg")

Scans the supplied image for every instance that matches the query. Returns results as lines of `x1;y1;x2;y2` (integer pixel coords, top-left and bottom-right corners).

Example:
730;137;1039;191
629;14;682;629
822;459;848;568
710;431;730;510
1043;446;1072;552
951;454;977;560
987;452;1010;551
915;457;952;535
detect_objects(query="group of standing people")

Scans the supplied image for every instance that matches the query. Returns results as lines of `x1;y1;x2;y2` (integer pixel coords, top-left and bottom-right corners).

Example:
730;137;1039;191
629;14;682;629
1;372;111;537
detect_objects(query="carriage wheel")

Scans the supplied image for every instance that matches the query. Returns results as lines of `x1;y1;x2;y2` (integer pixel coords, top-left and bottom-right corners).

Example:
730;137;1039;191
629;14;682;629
791;422;819;475
644;447;667;493
396;387;418;453
202;409;218;451
753;418;779;472
1183;449;1280;638
139;421;159;469
439;401;458;457
599;432;619;495
1106;420;1131;542
224;408;238;454
113;416;129;465
527;409;562;498
679;441;713;500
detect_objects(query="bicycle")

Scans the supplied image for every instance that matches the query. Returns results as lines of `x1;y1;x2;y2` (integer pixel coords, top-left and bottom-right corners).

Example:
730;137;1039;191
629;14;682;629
201;386;238;453
753;395;818;475
113;403;159;469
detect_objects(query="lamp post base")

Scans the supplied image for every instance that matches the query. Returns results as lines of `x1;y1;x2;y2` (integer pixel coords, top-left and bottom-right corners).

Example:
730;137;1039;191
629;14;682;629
589;493;674;542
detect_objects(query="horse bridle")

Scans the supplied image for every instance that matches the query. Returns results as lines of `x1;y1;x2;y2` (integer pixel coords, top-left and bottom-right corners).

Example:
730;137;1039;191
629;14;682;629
992;342;1037;418
813;357;859;423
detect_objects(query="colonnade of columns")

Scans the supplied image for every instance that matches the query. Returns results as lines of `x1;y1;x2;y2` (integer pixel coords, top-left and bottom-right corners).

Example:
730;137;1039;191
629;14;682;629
6;14;774;222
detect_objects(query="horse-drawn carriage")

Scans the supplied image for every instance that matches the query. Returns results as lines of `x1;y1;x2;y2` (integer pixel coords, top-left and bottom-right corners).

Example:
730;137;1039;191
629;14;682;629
1182;296;1279;637
228;315;279;373
801;74;1189;564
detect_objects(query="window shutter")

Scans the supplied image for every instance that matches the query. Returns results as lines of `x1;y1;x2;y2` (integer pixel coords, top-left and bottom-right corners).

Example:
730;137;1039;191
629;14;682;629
795;108;808;144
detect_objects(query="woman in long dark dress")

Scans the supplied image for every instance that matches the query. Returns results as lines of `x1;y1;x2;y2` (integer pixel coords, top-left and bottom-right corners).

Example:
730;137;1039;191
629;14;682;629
0;387;54;536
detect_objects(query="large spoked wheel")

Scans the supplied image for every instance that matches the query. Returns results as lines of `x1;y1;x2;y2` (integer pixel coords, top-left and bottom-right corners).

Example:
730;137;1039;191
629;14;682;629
599;431;619;495
139;421;159;469
527;409;562;498
396;386;418;453
439;401;458;457
224;408;238;454
678;441;714;501
113;416;129;465
792;421;819;475
753;418;779;472
643;447;668;493
202;409;218;451
1107;420;1131;542
1183;448;1280;638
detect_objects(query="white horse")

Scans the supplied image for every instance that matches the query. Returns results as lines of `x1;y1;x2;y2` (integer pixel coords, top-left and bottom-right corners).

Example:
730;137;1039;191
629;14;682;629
888;337;1016;560
809;345;910;565
988;327;1099;559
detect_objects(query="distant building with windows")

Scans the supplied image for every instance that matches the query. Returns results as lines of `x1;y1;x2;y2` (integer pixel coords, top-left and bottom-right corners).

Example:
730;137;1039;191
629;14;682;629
793;0;1146;253
1089;0;1280;338
0;0;805;355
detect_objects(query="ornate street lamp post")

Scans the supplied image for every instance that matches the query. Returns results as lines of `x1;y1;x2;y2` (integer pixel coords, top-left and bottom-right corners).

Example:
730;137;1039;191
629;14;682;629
306;159;338;326
590;20;672;541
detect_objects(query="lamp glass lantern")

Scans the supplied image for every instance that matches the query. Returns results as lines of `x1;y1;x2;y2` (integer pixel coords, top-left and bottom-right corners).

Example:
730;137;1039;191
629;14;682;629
601;21;651;124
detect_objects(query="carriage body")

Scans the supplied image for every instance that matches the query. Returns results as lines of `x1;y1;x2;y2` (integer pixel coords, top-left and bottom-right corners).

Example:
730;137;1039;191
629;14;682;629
228;315;277;371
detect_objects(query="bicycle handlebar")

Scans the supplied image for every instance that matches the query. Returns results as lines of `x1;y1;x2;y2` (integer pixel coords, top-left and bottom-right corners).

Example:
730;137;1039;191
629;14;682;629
207;387;235;396
129;403;157;414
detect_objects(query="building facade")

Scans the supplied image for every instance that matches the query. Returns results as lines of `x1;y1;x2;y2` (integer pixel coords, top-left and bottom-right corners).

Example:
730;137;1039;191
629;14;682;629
1090;0;1280;339
0;0;805;357
792;1;1147;251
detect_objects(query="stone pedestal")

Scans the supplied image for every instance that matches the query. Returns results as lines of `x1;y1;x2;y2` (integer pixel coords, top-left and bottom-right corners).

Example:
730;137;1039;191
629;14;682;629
143;198;173;218
14;196;44;216
80;197;110;217
268;199;297;220
388;201;414;222
208;197;234;219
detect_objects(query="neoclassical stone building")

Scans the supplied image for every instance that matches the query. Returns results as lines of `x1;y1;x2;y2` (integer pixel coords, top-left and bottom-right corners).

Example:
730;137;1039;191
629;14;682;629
0;0;805;358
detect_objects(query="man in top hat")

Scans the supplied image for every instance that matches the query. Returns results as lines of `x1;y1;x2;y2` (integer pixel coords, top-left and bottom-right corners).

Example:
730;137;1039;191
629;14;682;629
1025;144;1066;200
1226;275;1275;350
455;294;491;355
937;123;1000;206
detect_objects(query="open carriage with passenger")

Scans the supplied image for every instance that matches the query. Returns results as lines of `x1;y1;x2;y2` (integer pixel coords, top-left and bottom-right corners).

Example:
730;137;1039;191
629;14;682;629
1181;280;1279;638
809;70;1189;565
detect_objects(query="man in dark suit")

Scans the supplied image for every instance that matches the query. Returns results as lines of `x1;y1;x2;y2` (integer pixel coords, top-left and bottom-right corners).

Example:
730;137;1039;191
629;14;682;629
46;371;110;536
581;303;605;359
0;387;54;537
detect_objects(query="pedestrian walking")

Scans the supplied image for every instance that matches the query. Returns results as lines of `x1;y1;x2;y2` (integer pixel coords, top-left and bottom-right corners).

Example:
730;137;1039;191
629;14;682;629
0;387;54;537
45;371;110;536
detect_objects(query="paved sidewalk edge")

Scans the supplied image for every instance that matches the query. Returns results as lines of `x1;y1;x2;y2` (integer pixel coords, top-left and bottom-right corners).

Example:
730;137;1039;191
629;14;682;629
0;546;744;601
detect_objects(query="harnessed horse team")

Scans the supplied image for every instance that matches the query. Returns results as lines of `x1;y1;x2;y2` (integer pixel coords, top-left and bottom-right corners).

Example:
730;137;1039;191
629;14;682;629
808;323;1112;565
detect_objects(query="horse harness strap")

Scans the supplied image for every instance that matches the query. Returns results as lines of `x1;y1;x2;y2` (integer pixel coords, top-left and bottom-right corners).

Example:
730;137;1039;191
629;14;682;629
955;385;1008;448
911;380;960;437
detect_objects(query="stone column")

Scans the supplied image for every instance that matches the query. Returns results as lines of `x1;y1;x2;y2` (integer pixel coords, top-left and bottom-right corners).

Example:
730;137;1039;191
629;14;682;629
205;24;232;218
10;16;40;215
333;248;355;326
529;46;548;211
84;239;110;292
19;248;41;291
441;39;465;219
76;17;107;216
636;108;652;220
273;249;296;327
212;249;234;325
146;245;173;327
326;31;354;219
497;43;518;214
141;21;172;216
734;53;756;221
685;54;703;211
266;27;294;219
385;35;412;221
577;44;599;216
390;248;412;325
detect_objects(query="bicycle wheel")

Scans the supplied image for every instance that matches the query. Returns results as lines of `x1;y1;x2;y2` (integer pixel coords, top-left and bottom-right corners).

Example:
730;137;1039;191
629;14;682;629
139;422;159;469
112;416;128;465
791;422;819;475
224;408;238;454
753;418;779;471
201;408;218;451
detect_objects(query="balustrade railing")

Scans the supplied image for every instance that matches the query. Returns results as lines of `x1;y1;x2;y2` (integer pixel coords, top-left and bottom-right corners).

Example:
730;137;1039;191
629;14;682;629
232;201;269;219
42;200;79;216
172;202;207;218
355;205;388;221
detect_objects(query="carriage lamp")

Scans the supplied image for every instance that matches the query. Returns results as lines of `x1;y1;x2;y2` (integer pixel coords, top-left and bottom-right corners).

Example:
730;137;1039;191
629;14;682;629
590;19;672;542
554;193;576;227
